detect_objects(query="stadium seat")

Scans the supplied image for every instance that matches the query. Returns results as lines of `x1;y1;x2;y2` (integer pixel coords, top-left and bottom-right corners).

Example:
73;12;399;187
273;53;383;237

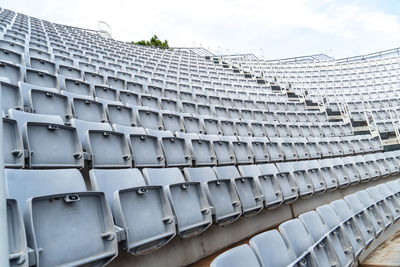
89;168;176;255
5;169;118;266
142;167;212;237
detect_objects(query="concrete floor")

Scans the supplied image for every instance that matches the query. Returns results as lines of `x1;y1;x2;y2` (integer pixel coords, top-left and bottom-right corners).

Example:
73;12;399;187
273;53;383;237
362;230;400;267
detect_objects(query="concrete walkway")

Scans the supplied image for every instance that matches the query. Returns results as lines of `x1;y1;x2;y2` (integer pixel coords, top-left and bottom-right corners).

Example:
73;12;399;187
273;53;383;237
362;230;400;267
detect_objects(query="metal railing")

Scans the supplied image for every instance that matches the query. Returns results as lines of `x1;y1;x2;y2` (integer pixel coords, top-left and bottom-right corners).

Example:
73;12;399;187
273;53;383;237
336;47;400;64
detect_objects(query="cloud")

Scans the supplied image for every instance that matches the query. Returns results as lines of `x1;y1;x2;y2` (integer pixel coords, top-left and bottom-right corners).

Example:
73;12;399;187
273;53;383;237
1;0;400;59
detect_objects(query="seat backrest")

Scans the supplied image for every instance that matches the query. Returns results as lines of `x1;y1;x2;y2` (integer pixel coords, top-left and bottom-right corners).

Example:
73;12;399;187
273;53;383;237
5;169;86;214
1;81;23;113
143;167;186;186
210;244;261;267
106;104;136;127
183;167;218;183
9;109;64;134
316;204;342;230
24;121;84;168
30;89;72;121
72;98;107;123
3;118;24;168
70;118;112;151
26;68;57;89
213;166;241;180
87;129;131;168
249;230;293;267
299;210;329;242
279;218;314;258
89;168;146;209
331;199;354;220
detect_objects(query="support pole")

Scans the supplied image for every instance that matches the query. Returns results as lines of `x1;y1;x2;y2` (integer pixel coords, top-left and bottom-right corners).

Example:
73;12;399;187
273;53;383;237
0;83;10;267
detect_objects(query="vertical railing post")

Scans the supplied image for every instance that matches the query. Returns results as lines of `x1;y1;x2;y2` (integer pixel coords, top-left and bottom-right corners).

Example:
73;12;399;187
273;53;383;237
0;83;9;267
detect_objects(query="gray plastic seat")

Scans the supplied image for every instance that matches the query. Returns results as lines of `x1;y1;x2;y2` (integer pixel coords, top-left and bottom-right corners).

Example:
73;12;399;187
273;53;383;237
7;199;28;267
326;137;344;157
304;138;321;159
160;135;191;167
328;158;351;187
30;89;72;122
107;76;125;90
384;152;400;175
140;94;160;110
235;121;251;136
186;135;217;166
3;118;24;168
106;104;136;127
239;164;283;209
280;138;298;161
275;162;305;200
25;68;57;89
292;161;326;195
128;130;165;168
161;112;184;133
341;156;361;185
279;219;325;266
183;115;203;134
299;211;353;267
5;169;117;267
23;121;83;168
89;169;176;255
94;85;118;102
249;230;295;267
367;185;400;222
352;155;372;182
229;137;254;165
64;79;92;97
356;190;392;229
0;61;22;84
362;154;381;180
265;138;284;162
307;160;337;191
310;138;333;158
345;193;384;237
202;117;221;135
316;204;364;258
210;244;261;267
86;129;131;168
1;81;23;113
264;123;279;137
119;90;140;107
371;153;391;177
126;81;144;94
249;138;270;163
29;57;56;75
213;166;263;216
331;199;374;246
204;135;235;166
72;98;108;123
143;168;212;238
220;119;238;136
134;107;162;130
59;65;82;80
184;167;241;225
376;184;400;221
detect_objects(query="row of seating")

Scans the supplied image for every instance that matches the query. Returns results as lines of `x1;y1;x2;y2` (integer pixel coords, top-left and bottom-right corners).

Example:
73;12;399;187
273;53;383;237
7;158;400;266
3;97;350;136
211;179;400;267
3;111;379;169
1;82;317;123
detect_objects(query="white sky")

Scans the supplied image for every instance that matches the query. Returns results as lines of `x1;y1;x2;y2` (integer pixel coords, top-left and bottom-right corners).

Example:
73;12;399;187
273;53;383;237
2;0;400;60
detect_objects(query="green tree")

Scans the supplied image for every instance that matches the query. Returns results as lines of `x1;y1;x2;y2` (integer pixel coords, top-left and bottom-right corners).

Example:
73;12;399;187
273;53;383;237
132;34;169;48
